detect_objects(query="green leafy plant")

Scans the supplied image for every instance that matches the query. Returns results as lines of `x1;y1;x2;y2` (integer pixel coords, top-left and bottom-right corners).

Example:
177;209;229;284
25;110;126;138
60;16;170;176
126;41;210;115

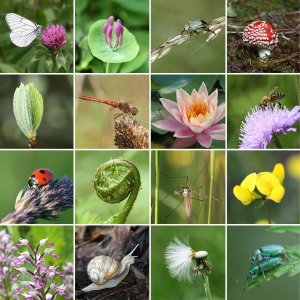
13;82;43;148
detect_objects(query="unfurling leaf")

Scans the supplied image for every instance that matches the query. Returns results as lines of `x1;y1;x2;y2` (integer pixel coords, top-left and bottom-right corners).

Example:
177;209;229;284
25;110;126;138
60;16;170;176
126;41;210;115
13;82;44;141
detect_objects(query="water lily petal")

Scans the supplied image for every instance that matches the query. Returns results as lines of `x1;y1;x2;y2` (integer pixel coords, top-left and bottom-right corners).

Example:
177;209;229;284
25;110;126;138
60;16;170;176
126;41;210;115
191;89;200;103
205;124;225;140
196;133;213;148
174;126;195;138
153;119;181;132
177;89;192;115
207;88;218;109
213;102;225;124
160;98;184;124
172;136;197;148
198;82;209;99
272;163;285;183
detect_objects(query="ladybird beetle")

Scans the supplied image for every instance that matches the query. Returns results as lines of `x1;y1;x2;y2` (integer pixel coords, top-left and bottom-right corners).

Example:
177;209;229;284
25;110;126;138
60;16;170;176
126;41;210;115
28;168;54;188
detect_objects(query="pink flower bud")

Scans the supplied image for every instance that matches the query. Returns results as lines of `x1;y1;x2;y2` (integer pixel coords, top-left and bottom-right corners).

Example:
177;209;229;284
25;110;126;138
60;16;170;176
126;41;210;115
114;19;124;48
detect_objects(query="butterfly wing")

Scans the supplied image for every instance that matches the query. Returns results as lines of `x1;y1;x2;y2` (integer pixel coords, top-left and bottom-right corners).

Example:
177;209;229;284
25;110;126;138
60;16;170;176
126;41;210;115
5;13;42;47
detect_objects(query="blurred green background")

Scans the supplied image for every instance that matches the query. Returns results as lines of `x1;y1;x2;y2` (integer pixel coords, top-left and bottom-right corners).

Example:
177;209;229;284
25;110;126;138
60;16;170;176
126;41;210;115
0;75;73;148
75;74;149;148
0;0;73;73
1;225;73;300
227;151;300;224
151;75;225;149
151;226;225;300
75;150;149;224
75;0;149;73
0;151;73;224
228;226;300;300
151;0;225;72
227;75;300;149
151;150;225;224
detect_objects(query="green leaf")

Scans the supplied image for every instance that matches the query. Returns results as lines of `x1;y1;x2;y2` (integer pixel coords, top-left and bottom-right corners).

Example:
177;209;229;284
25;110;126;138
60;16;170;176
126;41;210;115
13;82;44;139
45;55;54;72
88;19;139;63
268;226;300;234
244;245;300;291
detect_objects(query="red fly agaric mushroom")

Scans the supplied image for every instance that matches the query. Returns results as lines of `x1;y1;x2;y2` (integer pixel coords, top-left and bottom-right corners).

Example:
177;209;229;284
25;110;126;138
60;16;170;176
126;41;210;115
243;21;278;59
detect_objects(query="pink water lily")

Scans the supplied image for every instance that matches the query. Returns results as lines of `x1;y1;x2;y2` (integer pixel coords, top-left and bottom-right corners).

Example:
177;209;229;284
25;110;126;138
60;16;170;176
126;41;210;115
153;82;225;148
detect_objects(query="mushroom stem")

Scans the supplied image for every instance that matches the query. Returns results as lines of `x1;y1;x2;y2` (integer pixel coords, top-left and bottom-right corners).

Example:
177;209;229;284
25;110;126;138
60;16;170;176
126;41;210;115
258;48;271;59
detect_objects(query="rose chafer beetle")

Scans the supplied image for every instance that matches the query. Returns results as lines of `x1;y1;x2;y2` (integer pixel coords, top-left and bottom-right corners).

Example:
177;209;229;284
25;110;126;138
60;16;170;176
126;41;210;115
247;256;283;279
251;245;288;264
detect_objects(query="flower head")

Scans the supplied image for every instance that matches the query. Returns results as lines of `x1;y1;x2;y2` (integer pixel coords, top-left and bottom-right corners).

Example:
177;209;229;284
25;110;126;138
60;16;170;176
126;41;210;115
165;237;209;282
239;106;300;149
102;16;124;49
41;25;67;51
153;82;225;148
233;163;285;205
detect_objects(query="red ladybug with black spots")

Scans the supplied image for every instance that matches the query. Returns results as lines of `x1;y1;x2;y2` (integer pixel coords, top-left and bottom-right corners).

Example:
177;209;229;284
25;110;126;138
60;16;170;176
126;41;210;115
28;168;54;188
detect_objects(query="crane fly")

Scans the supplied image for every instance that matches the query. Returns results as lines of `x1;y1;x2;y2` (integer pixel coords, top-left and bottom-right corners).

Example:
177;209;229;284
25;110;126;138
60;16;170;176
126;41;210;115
159;160;222;224
79;95;139;118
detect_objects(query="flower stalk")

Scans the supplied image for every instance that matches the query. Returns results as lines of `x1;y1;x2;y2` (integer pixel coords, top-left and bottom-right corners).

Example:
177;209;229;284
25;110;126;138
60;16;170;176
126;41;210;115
201;274;212;300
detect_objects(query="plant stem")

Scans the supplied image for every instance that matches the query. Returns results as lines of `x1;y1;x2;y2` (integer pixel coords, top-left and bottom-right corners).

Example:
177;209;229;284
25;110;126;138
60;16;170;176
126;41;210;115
273;135;283;148
106;62;110;73
154;150;159;224
201;274;212;300
207;150;215;224
264;200;272;224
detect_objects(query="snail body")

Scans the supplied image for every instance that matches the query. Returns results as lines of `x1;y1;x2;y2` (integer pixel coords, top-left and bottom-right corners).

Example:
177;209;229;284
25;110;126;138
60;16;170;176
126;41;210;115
82;244;139;292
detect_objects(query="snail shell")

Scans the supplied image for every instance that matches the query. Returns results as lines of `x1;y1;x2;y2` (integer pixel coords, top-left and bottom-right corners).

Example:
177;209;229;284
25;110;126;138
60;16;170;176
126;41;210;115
82;244;139;293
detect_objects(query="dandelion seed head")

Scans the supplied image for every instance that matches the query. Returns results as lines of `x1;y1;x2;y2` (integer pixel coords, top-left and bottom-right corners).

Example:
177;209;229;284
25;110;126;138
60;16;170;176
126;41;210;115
165;237;195;282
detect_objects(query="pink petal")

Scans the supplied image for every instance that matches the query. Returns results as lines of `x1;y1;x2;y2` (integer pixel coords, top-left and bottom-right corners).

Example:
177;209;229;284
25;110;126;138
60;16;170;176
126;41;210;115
205;124;226;140
198;82;208;99
172;136;197;148
177;88;192;115
208;88;218;109
152;119;180;132
191;89;199;103
174;126;195;138
160;98;184;125
213;103;225;124
196;133;213;148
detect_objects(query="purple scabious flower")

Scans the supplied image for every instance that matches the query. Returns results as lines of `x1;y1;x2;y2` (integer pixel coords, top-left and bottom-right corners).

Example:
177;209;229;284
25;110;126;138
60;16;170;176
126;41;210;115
41;24;67;51
239;105;300;149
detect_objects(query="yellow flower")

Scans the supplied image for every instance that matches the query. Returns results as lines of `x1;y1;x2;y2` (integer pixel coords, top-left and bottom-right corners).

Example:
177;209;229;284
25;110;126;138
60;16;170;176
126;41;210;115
233;163;285;205
286;154;300;180
233;173;259;205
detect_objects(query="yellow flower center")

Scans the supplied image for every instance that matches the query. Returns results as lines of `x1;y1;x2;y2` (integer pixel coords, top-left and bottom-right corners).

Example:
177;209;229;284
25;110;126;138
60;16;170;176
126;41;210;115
187;101;209;121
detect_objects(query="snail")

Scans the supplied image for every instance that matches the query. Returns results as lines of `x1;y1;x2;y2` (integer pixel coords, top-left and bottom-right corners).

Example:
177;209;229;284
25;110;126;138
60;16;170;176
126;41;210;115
82;244;139;292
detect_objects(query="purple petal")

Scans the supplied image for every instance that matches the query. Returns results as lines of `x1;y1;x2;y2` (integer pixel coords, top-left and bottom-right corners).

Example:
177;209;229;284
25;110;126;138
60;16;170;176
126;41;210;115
172;136;197;148
152;119;180;132
196;133;213;148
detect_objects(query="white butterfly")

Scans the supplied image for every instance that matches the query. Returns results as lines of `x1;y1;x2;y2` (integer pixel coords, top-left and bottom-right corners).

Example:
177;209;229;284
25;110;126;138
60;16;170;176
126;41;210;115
5;13;43;47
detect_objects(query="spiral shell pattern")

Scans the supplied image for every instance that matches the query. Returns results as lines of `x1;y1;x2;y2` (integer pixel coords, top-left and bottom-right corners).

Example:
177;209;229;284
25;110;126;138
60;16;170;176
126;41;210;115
87;255;121;285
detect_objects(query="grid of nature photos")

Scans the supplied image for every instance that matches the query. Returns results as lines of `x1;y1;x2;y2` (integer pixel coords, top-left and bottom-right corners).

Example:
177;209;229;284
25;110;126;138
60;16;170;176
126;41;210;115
0;0;299;300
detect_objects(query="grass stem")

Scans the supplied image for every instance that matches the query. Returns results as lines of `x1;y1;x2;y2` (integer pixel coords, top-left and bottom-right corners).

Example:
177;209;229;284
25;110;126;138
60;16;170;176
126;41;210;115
201;274;212;300
154;151;159;224
207;150;215;224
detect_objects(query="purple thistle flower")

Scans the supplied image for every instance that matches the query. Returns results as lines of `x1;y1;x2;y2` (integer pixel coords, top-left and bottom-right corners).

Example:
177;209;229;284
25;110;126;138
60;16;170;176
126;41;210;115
102;16;124;49
41;24;67;51
239;105;300;149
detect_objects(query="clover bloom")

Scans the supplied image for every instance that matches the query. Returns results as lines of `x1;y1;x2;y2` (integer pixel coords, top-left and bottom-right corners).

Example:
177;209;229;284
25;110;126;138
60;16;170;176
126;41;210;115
233;163;285;205
41;25;67;51
239;106;300;149
153;82;225;148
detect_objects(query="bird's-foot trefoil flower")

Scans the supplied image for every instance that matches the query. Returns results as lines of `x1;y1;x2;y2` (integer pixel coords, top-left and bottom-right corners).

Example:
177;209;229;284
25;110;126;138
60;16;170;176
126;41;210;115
153;82;225;148
233;163;285;205
239;105;300;149
102;16;124;50
41;24;67;53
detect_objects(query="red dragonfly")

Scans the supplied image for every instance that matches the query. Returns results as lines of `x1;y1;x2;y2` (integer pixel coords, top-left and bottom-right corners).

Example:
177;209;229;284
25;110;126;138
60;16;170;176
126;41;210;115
79;95;139;117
